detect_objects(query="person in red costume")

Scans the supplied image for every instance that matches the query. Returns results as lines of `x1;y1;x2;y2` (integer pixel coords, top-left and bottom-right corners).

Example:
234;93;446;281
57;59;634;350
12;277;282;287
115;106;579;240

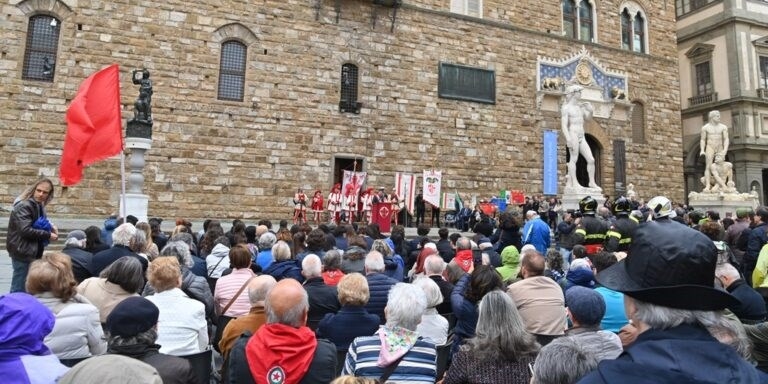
293;188;307;225
327;184;342;225
311;190;323;226
343;175;361;223
360;188;373;225
245;279;336;384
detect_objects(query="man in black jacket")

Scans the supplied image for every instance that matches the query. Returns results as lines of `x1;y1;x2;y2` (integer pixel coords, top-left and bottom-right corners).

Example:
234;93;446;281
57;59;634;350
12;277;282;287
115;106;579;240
61;230;93;283
106;297;198;384
6;178;58;293
301;254;340;330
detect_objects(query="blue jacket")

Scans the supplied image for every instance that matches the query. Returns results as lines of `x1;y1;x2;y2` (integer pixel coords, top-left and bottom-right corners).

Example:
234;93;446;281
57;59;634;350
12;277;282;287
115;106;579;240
264;260;304;283
450;274;478;356
383;255;405;282
364;273;398;324
577;324;764;384
522;217;551;254
316;305;380;352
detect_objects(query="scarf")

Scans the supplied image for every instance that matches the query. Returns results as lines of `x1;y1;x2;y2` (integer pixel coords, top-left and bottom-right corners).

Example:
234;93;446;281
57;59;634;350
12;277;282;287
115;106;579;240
376;325;419;367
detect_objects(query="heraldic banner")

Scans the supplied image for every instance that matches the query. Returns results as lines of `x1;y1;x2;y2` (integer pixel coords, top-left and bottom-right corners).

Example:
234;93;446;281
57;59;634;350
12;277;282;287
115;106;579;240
341;170;367;204
395;173;416;214
423;170;442;207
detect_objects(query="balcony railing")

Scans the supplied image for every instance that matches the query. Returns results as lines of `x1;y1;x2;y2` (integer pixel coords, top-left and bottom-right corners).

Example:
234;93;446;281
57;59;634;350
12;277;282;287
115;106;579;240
759;88;768;100
689;92;718;106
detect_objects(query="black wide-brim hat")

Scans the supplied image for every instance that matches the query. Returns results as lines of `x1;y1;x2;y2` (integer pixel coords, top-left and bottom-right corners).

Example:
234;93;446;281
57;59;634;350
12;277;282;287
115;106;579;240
596;220;738;311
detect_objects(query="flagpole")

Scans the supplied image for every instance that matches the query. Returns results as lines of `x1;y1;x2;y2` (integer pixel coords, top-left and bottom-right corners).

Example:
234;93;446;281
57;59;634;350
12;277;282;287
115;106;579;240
120;149;126;218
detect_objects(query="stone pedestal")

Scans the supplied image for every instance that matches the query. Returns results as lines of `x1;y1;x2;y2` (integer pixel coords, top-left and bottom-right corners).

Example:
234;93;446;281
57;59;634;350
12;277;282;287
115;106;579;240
687;191;759;218
561;186;604;211
120;136;152;221
120;193;149;223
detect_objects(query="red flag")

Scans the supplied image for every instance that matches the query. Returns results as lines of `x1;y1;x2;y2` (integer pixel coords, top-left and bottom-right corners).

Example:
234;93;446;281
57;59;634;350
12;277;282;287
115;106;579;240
60;64;123;186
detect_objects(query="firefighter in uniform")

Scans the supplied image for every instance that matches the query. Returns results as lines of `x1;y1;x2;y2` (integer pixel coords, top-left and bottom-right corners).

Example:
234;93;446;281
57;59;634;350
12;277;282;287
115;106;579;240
604;197;638;252
573;196;610;255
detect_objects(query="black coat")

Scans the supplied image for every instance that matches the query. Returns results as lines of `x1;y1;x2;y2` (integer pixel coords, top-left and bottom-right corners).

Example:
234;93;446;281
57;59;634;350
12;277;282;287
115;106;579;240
726;279;767;322
428;275;454;315
303;277;340;331
89;244;147;277
6;199;49;262
109;344;199;384
62;246;93;283
436;239;455;263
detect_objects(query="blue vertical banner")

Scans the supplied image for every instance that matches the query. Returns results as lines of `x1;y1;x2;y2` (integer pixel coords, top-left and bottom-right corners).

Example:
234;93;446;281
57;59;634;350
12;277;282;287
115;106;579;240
543;130;558;195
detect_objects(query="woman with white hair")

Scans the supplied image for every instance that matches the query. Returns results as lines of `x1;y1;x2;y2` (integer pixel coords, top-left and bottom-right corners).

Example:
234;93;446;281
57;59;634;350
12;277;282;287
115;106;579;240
443;290;540;384
412;276;449;345
255;232;277;270
143;241;216;324
343;283;437;382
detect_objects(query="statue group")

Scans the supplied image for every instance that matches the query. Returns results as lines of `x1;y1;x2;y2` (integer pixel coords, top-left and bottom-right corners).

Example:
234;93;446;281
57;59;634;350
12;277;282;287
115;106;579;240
699;110;736;194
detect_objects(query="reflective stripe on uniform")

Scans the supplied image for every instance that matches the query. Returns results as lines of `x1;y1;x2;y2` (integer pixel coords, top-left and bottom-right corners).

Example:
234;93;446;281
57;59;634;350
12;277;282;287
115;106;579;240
575;229;587;236
606;230;621;239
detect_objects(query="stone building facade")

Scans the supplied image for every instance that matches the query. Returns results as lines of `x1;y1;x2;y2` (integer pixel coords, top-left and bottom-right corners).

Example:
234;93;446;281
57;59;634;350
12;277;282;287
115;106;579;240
0;0;684;220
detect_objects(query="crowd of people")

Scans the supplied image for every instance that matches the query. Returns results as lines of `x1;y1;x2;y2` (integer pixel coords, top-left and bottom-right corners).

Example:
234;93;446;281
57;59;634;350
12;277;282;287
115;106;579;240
5;177;768;383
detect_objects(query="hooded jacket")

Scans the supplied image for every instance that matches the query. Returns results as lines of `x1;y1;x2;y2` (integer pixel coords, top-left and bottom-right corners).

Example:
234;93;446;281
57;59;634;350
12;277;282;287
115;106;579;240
496;245;521;282
246;323;317;384
206;243;231;278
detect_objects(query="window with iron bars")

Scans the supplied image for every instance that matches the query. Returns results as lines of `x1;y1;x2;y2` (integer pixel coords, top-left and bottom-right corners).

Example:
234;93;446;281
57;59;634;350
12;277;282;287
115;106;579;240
339;64;361;114
22;15;60;82
217;40;246;101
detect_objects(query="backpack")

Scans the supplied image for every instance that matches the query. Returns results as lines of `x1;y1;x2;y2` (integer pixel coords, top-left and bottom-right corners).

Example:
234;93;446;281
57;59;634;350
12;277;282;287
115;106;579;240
736;227;752;252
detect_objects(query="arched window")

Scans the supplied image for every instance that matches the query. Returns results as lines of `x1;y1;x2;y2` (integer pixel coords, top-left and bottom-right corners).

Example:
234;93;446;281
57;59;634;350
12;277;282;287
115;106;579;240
22;15;61;81
633;13;645;53
632;101;645;144
579;1;593;42
621;10;631;50
339;63;360;114
619;3;648;54
563;0;577;39
217;40;247;101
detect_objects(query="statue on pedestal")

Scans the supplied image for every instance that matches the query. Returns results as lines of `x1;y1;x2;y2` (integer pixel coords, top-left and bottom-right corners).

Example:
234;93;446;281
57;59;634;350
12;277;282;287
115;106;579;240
562;85;600;190
127;69;153;139
700;153;736;194
699;110;729;192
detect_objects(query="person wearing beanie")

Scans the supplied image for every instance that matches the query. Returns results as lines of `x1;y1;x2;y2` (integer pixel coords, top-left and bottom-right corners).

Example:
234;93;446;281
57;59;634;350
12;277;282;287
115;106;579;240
105;296;197;384
565;260;596;291
61;229;93;283
564;286;622;361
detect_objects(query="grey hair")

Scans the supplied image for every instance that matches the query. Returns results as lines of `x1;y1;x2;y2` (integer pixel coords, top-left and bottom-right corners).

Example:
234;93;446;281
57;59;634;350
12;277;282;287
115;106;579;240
100;256;144;294
631;297;720;330
258;232;277;250
372;239;392;257
272;241;292;261
533;336;598;384
265;286;308;327
465;290;539;360
159;241;194;268
301;254;322;278
706;313;752;360
130;229;147;254
322;249;342;270
456;237;471;251
364;251;385;273
170;232;194;249
112;223;137;247
424;255;446;275
715;263;740;281
248;275;277;306
411;276;443;309
385;283;427;331
107;328;158;349
65;237;85;248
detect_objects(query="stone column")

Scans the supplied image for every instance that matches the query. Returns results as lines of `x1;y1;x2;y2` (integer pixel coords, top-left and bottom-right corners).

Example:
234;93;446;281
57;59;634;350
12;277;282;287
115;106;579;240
120;69;153;222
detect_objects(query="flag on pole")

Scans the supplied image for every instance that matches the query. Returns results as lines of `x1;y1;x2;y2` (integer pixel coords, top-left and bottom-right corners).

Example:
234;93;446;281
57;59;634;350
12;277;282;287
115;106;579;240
395;173;416;215
454;191;464;212
60;64;123;186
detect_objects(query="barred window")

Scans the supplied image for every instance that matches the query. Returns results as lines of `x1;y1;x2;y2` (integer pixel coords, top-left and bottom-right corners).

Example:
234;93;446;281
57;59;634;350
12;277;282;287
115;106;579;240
22;15;61;82
217;40;247;101
339;63;360;114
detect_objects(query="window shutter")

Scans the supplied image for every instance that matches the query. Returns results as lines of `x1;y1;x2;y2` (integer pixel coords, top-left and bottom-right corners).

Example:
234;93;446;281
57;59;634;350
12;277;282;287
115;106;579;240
467;0;481;17
450;0;465;14
631;102;645;144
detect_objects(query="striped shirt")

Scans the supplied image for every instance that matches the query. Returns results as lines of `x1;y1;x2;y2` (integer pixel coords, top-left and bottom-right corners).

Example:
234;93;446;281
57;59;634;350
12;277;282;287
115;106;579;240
342;336;437;383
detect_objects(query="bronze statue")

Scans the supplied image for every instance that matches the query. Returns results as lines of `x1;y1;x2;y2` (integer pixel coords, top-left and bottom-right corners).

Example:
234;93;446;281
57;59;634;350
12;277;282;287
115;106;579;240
132;69;152;123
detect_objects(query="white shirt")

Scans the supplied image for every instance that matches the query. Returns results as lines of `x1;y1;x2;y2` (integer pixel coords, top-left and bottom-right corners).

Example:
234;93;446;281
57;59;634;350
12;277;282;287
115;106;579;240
146;288;208;356
416;310;449;345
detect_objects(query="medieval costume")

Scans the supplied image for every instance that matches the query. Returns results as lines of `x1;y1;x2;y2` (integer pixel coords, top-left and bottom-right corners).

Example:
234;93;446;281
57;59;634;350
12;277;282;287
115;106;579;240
293;189;307;225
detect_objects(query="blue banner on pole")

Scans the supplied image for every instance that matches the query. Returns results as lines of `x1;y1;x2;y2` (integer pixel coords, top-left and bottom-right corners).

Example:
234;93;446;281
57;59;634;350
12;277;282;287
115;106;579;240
543;130;558;195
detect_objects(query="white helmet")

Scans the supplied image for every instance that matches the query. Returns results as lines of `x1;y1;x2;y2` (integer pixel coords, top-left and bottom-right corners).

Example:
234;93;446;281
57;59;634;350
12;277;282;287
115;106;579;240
647;196;676;219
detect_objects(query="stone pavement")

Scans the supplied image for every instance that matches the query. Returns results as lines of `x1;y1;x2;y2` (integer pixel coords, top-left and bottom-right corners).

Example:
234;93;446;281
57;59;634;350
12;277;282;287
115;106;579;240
0;215;468;295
